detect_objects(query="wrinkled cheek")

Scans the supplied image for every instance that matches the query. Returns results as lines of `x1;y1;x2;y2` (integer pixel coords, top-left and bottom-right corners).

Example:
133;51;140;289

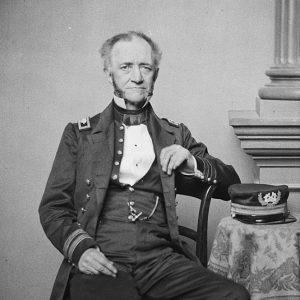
112;82;125;98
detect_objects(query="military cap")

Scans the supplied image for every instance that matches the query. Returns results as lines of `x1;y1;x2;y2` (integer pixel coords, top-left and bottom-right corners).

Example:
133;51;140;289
229;183;296;224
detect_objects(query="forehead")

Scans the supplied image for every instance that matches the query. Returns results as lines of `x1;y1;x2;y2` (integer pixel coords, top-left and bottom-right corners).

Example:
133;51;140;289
110;37;153;65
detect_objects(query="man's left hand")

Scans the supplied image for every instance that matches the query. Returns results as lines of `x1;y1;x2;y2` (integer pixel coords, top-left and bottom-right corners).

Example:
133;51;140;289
160;145;194;175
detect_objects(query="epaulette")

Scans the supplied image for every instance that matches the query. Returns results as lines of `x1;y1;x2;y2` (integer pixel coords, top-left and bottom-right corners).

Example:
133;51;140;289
78;117;91;131
161;117;180;128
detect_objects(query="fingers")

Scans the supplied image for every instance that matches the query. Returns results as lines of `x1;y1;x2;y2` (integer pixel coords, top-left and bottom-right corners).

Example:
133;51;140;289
160;146;175;175
86;266;100;275
78;248;118;277
96;251;118;276
160;145;189;175
166;153;181;175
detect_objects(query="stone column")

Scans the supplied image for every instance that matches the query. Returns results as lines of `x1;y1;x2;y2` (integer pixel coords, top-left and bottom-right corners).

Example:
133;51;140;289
259;0;300;101
229;0;300;212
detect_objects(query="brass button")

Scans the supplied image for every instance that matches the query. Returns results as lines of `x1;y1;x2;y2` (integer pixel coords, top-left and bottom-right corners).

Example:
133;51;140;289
118;138;124;143
81;207;87;213
128;187;134;192
86;179;91;186
117;150;122;155
213;179;218;184
114;161;120;166
119;125;124;130
86;194;90;200
112;174;118;180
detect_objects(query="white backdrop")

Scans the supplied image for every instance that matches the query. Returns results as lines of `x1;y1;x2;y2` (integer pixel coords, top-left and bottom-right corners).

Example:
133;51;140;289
0;1;273;299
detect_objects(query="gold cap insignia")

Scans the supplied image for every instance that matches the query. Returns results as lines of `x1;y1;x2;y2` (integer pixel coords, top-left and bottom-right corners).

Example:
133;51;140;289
258;190;281;207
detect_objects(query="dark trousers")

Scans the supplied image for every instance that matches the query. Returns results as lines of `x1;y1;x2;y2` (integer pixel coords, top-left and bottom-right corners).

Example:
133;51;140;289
69;189;250;299
69;252;250;300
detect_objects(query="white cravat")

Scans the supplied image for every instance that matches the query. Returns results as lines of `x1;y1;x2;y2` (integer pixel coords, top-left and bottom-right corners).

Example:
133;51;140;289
119;124;155;186
114;95;155;186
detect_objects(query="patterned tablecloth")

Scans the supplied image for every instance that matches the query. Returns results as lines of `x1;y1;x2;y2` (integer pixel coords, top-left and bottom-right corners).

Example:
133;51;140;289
208;214;300;300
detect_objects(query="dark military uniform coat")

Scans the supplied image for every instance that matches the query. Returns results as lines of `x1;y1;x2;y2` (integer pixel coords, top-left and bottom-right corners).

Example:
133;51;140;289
39;101;240;300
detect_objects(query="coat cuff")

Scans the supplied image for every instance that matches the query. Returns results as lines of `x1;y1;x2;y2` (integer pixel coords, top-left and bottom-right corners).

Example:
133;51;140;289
63;228;97;265
194;157;218;184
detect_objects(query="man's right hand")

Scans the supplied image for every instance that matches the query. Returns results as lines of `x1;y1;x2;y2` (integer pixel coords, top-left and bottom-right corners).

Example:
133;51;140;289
78;247;118;277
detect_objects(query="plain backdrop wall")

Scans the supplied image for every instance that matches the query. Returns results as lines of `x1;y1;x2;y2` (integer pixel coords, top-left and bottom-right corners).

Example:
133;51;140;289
0;0;274;299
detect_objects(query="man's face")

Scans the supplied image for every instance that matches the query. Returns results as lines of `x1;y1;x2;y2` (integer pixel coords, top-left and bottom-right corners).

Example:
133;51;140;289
106;37;158;107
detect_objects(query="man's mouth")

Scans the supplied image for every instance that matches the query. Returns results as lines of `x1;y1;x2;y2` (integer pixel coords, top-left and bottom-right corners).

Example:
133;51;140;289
127;87;146;90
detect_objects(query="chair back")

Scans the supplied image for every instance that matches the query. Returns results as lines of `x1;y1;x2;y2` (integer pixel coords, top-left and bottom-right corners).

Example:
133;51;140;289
176;175;216;267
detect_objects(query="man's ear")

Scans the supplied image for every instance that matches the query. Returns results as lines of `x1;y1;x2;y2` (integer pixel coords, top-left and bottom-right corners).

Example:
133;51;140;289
153;68;159;83
104;69;113;85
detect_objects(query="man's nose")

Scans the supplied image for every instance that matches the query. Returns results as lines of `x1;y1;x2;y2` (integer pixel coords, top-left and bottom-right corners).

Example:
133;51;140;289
130;66;143;83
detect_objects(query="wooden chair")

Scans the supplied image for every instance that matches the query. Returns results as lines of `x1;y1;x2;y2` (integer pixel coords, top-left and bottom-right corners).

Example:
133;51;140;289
176;175;217;267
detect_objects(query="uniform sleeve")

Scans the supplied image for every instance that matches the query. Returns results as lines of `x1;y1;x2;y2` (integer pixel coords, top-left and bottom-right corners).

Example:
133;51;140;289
180;123;241;200
39;123;97;265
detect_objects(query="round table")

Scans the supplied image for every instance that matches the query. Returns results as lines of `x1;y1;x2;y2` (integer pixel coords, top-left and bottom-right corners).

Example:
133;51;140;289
208;214;300;300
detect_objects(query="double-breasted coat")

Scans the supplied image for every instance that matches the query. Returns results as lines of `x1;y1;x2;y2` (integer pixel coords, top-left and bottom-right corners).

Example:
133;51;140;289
39;101;240;300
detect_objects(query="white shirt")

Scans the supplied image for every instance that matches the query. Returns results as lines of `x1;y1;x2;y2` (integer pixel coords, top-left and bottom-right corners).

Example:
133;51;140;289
113;96;201;186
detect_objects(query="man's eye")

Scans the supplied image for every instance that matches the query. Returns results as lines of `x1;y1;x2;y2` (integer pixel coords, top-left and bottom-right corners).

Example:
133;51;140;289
120;65;130;70
141;66;152;72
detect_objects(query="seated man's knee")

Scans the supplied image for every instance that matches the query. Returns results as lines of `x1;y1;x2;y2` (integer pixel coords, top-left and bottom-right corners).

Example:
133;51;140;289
228;282;250;300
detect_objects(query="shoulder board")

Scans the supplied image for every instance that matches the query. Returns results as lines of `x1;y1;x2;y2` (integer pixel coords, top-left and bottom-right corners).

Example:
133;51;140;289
78;117;91;131
161;118;180;128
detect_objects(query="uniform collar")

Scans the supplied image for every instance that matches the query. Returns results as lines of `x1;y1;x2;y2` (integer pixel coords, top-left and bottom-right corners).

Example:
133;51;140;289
113;96;150;126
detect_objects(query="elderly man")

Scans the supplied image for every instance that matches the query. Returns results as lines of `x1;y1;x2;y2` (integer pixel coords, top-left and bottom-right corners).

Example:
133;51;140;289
39;31;249;300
